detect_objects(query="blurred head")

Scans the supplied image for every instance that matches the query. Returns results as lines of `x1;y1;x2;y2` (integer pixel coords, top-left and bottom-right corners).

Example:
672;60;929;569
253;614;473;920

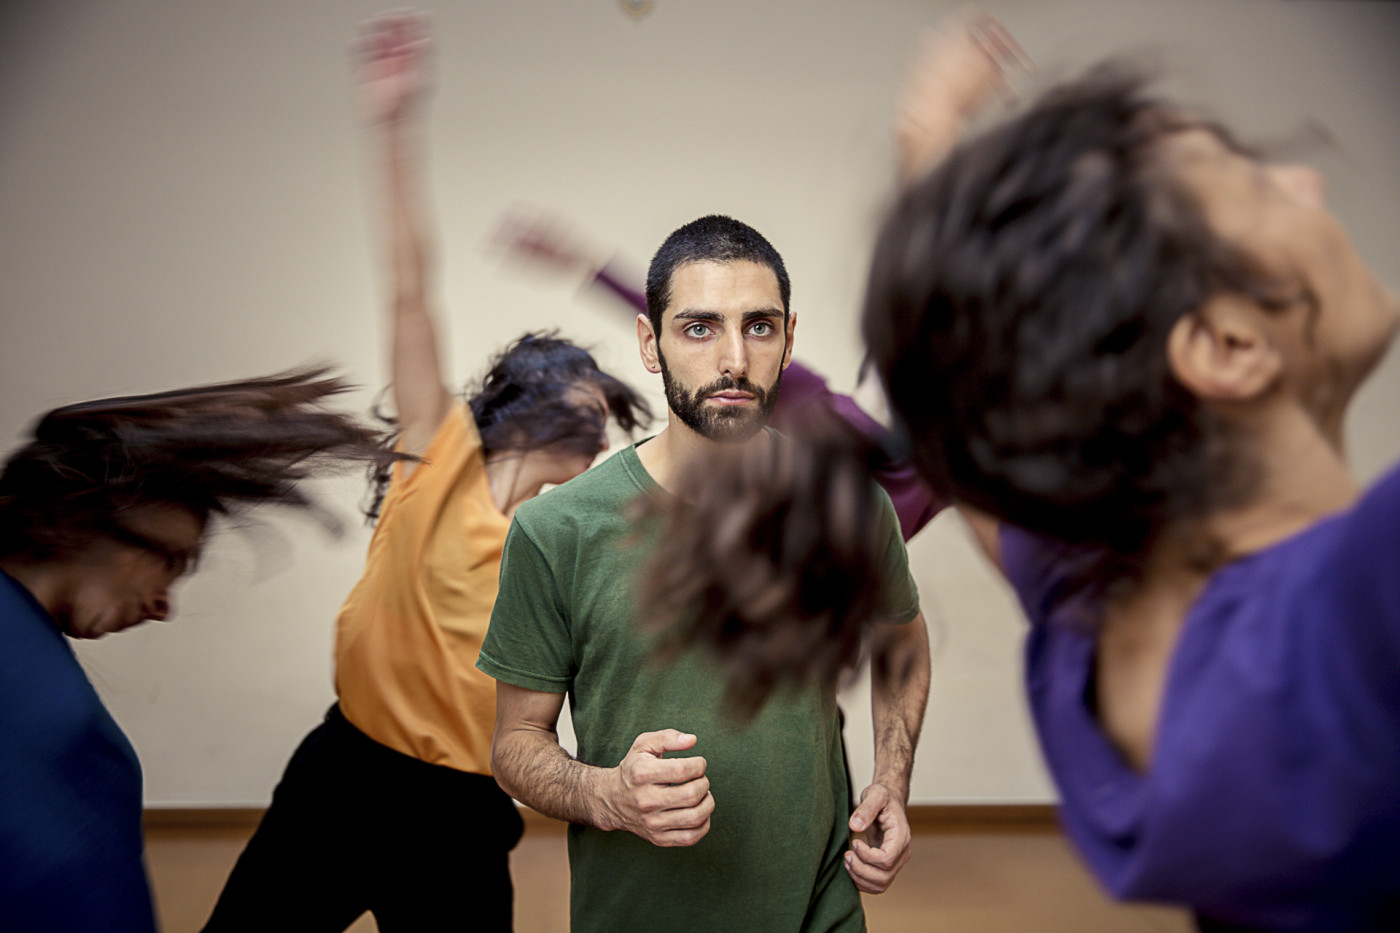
52;503;205;638
471;331;648;455
368;333;650;517
641;217;795;443
863;66;1399;584
634;420;899;717
0;367;403;635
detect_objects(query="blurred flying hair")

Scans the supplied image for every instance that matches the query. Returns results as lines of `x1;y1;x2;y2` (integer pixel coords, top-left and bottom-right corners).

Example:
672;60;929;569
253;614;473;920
365;331;651;520
865;64;1308;604
635;415;905;718
644;214;792;333
0;366;406;563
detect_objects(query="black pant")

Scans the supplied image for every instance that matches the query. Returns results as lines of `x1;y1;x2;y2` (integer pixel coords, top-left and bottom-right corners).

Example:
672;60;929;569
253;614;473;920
202;704;523;932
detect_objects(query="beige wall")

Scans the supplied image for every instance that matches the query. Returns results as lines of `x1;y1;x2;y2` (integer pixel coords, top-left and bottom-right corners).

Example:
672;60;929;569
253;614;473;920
2;0;1397;806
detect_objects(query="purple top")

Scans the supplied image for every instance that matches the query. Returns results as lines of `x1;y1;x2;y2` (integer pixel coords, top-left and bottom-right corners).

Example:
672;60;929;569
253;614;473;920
593;265;944;541
1000;466;1400;930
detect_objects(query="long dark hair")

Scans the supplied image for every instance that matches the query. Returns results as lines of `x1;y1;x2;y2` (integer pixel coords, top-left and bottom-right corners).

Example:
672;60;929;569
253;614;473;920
0;366;406;563
365;331;650;520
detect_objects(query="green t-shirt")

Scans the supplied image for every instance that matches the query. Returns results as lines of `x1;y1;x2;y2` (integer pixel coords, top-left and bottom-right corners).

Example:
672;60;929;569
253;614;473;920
477;439;920;933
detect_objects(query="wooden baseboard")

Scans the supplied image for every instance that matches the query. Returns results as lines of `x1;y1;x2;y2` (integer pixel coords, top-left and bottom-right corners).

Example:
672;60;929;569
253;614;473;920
145;803;1058;832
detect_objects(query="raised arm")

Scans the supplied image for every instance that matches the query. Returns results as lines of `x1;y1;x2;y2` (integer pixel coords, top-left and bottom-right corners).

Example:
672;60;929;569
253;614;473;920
356;11;452;460
490;682;715;846
492;207;648;317
894;11;1029;184
845;611;931;894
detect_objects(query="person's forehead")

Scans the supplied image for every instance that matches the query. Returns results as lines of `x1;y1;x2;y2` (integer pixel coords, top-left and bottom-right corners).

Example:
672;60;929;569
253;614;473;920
565;381;608;412
125;504;206;553
1158;125;1237;165
665;259;782;316
1156;125;1265;217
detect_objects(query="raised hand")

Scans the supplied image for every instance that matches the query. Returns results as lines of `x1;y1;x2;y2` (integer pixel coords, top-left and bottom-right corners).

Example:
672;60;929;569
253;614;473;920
355;9;433;126
602;729;715;847
895;9;1030;182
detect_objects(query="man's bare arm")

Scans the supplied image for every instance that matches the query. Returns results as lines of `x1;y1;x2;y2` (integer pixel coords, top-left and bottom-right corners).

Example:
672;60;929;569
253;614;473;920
490;681;715;847
846;611;931;894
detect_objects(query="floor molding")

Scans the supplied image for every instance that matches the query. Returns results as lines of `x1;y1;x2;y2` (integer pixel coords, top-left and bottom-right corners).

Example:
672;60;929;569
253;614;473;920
145;803;1059;832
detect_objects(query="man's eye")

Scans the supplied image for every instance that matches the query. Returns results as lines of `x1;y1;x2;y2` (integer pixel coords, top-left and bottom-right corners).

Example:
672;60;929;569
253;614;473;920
749;321;773;337
684;324;711;338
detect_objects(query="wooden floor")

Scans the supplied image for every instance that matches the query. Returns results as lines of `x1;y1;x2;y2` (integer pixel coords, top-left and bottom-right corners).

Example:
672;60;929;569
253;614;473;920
147;812;1194;932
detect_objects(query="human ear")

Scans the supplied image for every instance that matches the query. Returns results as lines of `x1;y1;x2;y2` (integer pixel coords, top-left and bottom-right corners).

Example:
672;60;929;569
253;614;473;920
1166;295;1283;401
637;312;662;374
781;312;797;370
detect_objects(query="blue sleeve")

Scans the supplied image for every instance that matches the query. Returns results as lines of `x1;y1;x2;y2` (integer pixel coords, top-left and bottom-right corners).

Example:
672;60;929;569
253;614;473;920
1315;463;1400;693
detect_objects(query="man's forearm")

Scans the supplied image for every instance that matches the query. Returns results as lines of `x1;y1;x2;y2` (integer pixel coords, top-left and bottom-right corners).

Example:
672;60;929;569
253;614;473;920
492;728;619;830
869;614;931;800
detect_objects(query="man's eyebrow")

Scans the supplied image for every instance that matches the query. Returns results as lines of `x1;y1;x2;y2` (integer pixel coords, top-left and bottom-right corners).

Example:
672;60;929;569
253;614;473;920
671;308;783;324
671;309;724;323
741;308;783;322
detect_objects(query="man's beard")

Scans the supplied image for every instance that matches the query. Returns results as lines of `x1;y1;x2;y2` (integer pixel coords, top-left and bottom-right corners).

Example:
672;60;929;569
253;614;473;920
658;350;782;443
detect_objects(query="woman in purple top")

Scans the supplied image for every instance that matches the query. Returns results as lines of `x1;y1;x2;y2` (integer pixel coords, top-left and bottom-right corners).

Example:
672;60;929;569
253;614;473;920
860;50;1400;933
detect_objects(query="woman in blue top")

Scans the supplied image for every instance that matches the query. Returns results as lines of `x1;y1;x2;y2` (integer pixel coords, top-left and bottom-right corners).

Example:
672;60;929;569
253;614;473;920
0;369;401;933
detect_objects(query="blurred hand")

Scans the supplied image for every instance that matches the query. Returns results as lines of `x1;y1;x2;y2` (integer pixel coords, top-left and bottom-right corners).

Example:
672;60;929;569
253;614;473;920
354;9;433;125
489;205;611;279
895;8;1030;182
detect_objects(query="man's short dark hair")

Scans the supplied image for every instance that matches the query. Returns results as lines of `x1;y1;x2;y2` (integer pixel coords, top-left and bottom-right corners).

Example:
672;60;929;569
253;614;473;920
644;215;791;334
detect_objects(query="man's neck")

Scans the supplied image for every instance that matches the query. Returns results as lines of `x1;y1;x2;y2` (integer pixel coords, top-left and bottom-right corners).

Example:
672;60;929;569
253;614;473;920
634;415;769;495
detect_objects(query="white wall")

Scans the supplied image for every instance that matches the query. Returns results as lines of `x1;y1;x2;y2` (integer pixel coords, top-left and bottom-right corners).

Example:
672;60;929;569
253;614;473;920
2;0;1397;806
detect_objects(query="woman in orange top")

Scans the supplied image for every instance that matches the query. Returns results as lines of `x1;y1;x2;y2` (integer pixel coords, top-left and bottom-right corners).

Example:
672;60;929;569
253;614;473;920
203;12;648;932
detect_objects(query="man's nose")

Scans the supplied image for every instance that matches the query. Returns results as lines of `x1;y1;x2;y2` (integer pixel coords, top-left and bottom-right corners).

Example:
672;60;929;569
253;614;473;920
719;330;749;378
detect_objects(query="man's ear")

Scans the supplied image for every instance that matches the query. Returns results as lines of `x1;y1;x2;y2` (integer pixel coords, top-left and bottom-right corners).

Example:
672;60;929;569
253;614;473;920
781;312;797;370
1166;295;1283;401
637;312;662;374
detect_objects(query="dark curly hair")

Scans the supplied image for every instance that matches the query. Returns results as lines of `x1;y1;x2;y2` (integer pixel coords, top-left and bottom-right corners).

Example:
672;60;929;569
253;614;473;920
0;366;406;563
365;331;650;520
864;65;1305;598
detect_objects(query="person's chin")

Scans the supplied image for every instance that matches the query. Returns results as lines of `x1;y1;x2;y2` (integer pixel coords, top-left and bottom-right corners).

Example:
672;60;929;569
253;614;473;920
707;415;765;443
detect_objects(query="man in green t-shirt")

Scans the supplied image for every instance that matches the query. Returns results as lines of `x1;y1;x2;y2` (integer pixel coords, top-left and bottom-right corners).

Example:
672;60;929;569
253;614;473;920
477;215;930;932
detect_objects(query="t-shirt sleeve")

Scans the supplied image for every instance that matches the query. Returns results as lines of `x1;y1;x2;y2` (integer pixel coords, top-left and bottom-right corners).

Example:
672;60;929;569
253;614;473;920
1317;462;1400;680
997;525;1088;629
476;515;575;693
874;486;922;625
